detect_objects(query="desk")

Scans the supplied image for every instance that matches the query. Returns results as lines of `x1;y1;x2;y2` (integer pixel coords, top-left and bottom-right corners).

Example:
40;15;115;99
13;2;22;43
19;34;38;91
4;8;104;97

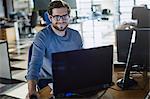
38;67;149;99
107;67;149;99
1;67;149;99
0;22;19;43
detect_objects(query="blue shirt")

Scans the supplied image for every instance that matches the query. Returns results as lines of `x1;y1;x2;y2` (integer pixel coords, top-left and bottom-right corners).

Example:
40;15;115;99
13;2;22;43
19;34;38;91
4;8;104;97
26;25;83;80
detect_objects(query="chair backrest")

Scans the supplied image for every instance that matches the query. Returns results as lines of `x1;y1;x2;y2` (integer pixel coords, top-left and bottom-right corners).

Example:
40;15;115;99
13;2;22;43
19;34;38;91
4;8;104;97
30;11;38;28
28;44;33;68
132;6;146;19
43;11;51;25
25;43;33;80
102;9;111;15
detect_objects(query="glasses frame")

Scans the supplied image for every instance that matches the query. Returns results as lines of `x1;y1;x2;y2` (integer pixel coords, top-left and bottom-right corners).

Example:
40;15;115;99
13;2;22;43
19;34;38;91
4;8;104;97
51;14;70;21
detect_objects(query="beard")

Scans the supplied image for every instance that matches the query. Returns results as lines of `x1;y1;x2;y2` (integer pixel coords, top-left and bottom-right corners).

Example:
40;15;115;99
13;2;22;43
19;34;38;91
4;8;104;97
52;23;68;31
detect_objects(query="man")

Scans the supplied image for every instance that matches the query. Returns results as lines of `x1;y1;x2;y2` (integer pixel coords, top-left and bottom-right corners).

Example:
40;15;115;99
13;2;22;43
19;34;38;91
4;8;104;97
26;0;83;98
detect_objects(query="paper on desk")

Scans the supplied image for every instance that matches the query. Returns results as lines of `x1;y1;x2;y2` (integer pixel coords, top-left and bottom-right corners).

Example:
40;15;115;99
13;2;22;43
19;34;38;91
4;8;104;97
3;83;28;99
48;83;53;94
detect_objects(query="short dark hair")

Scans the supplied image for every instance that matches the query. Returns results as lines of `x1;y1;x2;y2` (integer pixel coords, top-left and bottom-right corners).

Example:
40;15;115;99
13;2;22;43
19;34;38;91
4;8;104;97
48;0;71;15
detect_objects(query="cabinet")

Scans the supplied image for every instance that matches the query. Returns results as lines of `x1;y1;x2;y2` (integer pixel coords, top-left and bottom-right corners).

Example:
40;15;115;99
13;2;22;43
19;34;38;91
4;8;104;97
0;29;7;40
0;27;16;43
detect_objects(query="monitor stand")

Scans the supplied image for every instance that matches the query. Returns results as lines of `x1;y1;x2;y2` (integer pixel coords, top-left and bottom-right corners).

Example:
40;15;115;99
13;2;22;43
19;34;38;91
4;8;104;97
117;77;137;89
117;30;137;89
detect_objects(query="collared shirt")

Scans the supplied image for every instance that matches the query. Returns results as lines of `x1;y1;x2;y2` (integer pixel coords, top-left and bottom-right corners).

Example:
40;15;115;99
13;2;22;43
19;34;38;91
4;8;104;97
26;25;83;80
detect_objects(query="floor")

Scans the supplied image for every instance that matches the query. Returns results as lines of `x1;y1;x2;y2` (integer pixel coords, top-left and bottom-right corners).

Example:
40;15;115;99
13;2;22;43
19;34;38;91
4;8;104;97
0;19;149;98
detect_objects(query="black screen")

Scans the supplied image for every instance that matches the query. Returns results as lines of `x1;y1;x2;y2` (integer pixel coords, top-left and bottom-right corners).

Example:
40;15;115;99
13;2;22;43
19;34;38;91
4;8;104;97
116;30;132;62
52;45;113;97
116;29;150;70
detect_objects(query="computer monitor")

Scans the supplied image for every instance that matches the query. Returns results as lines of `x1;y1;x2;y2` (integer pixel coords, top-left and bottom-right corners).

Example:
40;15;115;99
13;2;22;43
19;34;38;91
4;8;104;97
131;29;150;70
52;45;113;98
116;29;132;63
116;29;150;70
0;40;11;79
0;40;24;84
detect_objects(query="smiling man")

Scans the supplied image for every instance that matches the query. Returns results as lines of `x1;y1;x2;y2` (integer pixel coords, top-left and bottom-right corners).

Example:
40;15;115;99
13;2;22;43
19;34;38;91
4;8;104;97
26;0;83;98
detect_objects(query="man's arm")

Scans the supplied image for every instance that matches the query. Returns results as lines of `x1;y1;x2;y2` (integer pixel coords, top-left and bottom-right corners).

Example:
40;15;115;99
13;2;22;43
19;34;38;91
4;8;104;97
26;29;48;99
26;32;47;92
28;80;37;95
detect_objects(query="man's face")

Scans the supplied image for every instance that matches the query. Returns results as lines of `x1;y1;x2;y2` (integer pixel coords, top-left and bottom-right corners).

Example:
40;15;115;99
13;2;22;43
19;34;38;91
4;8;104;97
50;7;70;31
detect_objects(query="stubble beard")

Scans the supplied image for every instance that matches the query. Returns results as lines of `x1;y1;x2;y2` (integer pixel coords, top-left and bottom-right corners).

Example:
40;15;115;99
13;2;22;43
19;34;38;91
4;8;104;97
53;23;68;31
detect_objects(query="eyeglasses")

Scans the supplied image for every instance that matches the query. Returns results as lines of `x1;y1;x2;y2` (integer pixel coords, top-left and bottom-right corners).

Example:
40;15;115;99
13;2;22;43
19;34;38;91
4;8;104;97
52;14;69;21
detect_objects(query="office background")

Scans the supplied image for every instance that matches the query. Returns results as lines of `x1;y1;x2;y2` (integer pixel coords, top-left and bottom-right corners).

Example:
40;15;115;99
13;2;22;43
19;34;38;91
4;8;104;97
0;0;150;98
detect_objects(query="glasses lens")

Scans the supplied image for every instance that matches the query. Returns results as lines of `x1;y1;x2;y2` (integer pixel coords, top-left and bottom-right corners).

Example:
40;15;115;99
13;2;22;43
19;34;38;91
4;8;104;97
53;14;69;21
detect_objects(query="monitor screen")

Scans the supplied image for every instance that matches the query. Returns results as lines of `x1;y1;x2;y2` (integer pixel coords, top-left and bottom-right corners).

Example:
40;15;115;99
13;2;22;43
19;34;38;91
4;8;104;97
0;40;11;79
52;45;113;98
116;29;150;70
131;29;150;68
116;30;133;62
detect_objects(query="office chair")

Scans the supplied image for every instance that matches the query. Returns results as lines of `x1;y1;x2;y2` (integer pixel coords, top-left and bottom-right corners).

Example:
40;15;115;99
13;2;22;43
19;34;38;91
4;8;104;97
26;43;53;90
25;43;32;81
23;11;38;38
132;6;150;28
25;43;32;80
102;9;111;15
28;43;33;66
101;9;111;20
43;11;51;26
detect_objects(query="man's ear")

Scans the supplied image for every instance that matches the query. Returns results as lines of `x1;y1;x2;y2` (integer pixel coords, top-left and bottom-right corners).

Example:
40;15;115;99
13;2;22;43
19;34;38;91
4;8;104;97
48;15;52;21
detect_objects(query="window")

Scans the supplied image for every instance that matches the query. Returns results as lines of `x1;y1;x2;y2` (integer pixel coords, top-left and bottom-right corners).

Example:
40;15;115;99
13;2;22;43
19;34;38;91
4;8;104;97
119;0;150;24
76;0;102;17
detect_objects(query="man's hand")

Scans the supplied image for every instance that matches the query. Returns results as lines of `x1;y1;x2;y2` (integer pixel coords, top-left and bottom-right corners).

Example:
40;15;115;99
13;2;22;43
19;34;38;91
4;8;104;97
26;80;39;99
26;92;40;99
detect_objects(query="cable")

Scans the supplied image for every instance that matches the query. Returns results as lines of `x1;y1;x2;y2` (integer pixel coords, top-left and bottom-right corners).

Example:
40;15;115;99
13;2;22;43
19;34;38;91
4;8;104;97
110;87;122;91
97;88;108;99
110;81;148;91
145;91;150;99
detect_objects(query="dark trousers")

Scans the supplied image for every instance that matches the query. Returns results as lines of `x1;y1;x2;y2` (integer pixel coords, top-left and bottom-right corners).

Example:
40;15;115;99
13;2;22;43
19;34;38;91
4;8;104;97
37;79;53;90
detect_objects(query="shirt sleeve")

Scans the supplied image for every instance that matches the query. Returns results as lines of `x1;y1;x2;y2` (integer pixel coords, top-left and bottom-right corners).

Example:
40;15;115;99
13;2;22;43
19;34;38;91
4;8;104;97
75;30;83;49
26;31;47;80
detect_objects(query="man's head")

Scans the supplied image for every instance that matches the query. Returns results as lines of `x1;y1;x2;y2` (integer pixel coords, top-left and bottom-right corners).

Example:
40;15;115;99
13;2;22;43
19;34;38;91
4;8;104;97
48;0;71;31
